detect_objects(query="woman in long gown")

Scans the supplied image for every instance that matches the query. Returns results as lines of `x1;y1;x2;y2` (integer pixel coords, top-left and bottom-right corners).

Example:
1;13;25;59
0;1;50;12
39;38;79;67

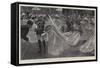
45;15;81;56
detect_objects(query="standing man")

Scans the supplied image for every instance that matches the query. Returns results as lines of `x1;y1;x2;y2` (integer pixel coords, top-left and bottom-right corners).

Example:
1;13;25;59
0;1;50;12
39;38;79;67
35;16;46;54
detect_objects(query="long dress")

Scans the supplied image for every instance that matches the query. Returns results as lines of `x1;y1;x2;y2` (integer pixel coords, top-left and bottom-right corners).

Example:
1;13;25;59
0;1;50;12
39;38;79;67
45;18;65;56
47;29;65;56
46;16;80;56
27;23;37;43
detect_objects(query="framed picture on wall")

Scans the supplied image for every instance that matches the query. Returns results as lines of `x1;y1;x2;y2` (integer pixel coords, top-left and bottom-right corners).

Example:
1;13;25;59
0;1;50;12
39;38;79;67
11;2;97;66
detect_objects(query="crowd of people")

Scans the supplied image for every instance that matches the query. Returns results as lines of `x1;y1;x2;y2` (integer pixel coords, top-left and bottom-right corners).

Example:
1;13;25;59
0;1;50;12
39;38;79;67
21;9;95;56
